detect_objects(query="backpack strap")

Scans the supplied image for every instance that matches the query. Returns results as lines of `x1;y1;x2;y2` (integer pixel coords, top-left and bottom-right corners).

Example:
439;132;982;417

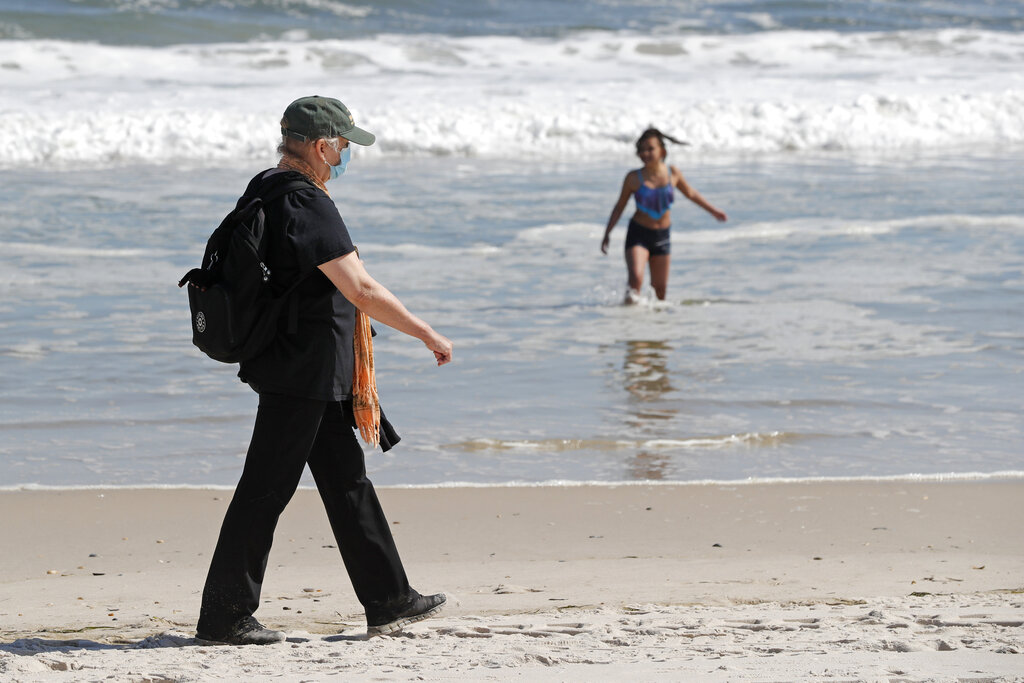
278;263;309;335
286;291;300;334
178;174;317;300
254;173;318;335
252;168;317;204
258;177;317;204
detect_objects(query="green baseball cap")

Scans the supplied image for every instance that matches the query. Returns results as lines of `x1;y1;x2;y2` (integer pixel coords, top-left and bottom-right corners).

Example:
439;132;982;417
280;95;376;146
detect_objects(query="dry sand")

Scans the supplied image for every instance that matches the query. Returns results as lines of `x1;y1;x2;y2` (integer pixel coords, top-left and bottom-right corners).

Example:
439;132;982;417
1;480;1022;681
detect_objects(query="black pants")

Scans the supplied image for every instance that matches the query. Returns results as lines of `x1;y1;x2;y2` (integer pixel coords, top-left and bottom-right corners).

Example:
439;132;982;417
197;393;410;636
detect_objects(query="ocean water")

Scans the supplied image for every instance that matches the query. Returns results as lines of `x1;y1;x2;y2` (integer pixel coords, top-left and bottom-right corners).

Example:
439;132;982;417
0;0;1022;487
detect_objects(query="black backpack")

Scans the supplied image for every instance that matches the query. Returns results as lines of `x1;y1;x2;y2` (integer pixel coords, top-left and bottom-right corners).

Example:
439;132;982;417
178;173;314;363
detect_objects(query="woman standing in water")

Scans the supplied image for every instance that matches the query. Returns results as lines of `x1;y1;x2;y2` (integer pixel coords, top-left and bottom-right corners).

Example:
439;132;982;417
600;128;727;302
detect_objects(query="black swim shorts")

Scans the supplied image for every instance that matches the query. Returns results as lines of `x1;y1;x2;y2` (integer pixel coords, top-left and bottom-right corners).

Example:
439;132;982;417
624;219;670;256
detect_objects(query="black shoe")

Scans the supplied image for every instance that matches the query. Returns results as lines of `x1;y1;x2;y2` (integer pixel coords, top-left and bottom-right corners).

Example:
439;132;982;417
196;616;286;645
366;590;446;637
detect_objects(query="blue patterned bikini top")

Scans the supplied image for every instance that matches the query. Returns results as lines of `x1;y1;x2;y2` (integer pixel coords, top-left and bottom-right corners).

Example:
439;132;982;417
633;169;674;220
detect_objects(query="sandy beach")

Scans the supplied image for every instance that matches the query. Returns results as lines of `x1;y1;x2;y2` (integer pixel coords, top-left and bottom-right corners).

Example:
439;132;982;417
5;2;1024;682
0;479;1021;681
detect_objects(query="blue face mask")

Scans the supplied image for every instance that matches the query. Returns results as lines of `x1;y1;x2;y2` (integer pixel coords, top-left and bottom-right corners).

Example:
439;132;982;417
329;146;351;181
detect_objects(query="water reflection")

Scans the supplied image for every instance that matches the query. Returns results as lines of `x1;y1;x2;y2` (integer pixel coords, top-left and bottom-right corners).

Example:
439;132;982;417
622;340;677;480
623;340;674;404
626;450;671;480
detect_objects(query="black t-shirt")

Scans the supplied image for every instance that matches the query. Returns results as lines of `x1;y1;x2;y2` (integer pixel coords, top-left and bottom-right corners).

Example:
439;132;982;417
237;169;357;401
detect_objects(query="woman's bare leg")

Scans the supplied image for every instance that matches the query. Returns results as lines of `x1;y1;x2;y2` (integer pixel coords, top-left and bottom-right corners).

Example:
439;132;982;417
649;254;671;300
625;246;650;303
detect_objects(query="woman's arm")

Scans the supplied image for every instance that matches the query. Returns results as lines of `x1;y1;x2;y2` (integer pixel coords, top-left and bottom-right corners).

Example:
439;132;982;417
673;167;727;222
601;173;637;254
318;252;452;365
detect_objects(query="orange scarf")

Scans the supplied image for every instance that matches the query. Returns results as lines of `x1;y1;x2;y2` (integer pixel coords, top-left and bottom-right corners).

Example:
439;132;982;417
352;308;380;447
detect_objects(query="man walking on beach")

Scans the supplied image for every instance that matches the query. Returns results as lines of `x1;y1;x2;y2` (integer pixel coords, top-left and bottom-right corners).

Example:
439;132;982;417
194;96;451;645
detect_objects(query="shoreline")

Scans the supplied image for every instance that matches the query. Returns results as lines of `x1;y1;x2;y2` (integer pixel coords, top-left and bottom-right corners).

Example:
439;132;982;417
1;480;1022;680
3;468;1023;492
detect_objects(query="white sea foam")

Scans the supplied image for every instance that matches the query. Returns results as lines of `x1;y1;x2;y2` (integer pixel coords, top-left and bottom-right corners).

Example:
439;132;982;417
3;470;1023;491
0;28;1022;166
366;213;1024;256
383;471;1024;488
677;213;1024;245
356;241;502;257
449;432;797;452
0;241;160;258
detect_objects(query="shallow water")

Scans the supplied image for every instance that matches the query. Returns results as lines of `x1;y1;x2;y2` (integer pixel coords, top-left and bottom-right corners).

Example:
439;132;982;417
1;149;1021;486
2;0;1022;486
